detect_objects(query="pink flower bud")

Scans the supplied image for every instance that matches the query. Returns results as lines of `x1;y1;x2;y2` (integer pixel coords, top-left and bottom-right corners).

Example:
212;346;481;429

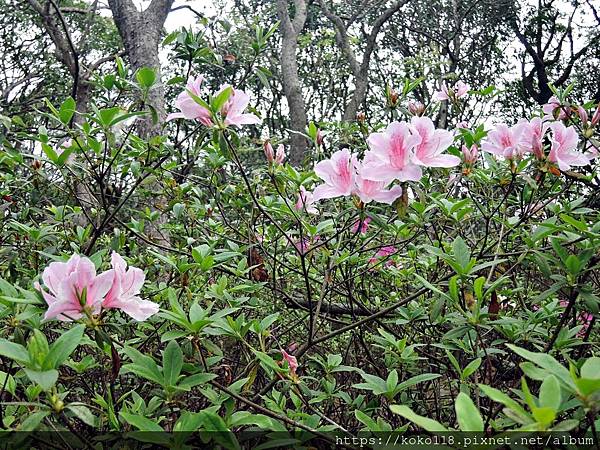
461;144;479;164
263;141;274;163
408;101;425;116
274;144;286;165
577;106;588;125
592;105;600;127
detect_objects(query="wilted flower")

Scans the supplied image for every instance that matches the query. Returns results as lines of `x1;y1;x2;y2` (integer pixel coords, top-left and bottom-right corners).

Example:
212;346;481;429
281;349;298;376
368;246;397;266
102;252;159;321
356;112;366;123
316;129;324;146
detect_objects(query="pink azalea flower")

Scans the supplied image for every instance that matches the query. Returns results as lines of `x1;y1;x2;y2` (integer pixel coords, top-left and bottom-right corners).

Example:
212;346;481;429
313;149;357;201
433;81;469;101
102;252;159;321
353;157;403;204
166;76;213;125
295;186;318;214
352;217;371;234
519;118;549;160
481;122;527;159
274;144;286;165
368;246;397;267
542;96;568;121
461;144;479;165
218;85;261;127
281;349;298;376
361;121;422;183
36;254;114;322
410;117;460;168
548;122;590;171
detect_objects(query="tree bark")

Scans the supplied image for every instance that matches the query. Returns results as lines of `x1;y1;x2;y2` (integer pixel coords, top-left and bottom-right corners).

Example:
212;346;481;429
107;0;174;135
276;0;309;166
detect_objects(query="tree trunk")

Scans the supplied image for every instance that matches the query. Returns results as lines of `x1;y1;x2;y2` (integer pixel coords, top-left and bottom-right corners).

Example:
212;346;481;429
108;0;173;134
276;0;309;166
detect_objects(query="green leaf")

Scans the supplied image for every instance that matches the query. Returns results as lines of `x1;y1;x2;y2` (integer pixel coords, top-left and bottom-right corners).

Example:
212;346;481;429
390;405;449;432
455;392;483;431
211;86;233;113
178;373;217;390
581;357;600;380
20;410;50;431
452;236;471;271
538;375;561;410
59;97;76;124
397;373;441;391
45;324;85;370
163;340;183;387
478;384;530;423
462;358;481;380
66;404;97;427
136;67;157;88
24;368;58;390
120;412;163;431
506;344;573;390
0;339;29;364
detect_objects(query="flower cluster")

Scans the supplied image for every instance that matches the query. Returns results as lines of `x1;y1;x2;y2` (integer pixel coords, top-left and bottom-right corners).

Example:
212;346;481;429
167;75;260;127
482;119;593;171
36;253;159;322
433;81;469;102
300;116;459;208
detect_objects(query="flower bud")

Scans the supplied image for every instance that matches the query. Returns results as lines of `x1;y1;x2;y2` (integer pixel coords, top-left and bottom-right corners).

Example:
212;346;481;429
356;112;366;123
408;101;425;116
32;160;42;170
263;140;274;163
577;106;588;125
274;144;286;165
389;89;399;106
316;129;324;146
592;105;600;127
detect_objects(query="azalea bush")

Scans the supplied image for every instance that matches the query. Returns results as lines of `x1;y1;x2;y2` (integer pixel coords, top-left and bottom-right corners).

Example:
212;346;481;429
1;47;600;448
